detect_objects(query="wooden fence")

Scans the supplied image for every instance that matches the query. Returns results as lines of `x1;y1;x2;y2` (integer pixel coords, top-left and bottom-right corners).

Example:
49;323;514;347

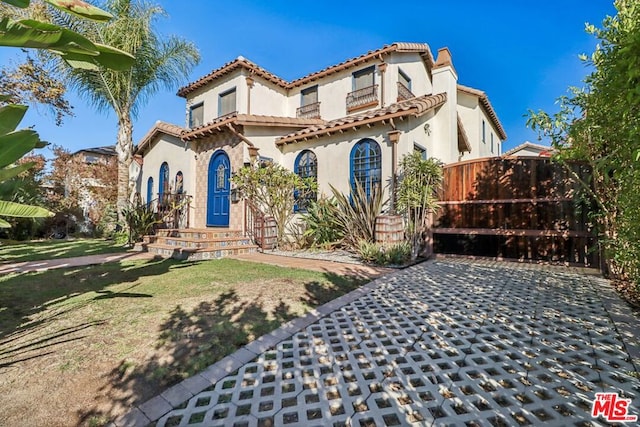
433;157;599;266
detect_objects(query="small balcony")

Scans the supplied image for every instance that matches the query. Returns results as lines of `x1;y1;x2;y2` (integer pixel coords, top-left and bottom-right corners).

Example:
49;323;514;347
296;102;321;119
346;84;379;112
397;82;415;101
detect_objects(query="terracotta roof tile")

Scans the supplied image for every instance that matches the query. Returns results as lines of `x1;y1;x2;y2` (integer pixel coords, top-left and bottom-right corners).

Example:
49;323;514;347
457;84;507;140
177;57;289;97
181;113;325;141
288;42;434;88
136;121;185;154
277;93;447;146
178;43;435;97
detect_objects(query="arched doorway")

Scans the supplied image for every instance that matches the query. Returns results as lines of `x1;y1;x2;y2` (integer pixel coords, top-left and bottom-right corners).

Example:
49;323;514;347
146;177;154;207
207;150;230;227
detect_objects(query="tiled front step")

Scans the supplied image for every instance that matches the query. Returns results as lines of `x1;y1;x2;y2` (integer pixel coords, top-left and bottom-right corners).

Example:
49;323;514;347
146;243;258;261
146;235;254;249
152;228;244;240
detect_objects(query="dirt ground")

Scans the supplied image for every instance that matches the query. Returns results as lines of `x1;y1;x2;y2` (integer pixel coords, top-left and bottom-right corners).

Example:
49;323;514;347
0;264;361;427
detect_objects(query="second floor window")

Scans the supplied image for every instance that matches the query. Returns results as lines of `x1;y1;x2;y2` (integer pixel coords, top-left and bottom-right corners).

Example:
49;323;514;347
297;86;320;119
398;69;414;101
353;66;375;91
301;86;318;106
189;102;203;128
219;88;236;117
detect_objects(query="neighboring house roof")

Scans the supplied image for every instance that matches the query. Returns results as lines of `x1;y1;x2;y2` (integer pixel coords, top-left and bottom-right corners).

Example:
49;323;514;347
277;93;447;146
457;84;507;140
136;121;185;154
177;42;436;97
504;141;555;157
73;145;116;157
181;113;325;142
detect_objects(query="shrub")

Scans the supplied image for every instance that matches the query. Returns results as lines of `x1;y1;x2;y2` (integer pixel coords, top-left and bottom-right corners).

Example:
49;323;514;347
357;240;411;266
330;181;386;250
302;197;343;249
122;201;159;244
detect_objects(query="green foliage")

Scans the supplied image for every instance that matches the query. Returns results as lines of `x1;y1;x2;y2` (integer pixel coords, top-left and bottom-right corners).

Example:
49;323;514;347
121;200;159;244
301;197;344;249
395;152;443;260
56;0;200;219
0;103;52;228
526;0;640;284
357;240;411;266
328;181;386;250
232;162;317;247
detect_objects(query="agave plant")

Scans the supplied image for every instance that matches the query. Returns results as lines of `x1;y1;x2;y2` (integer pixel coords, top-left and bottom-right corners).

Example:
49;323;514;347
329;181;386;250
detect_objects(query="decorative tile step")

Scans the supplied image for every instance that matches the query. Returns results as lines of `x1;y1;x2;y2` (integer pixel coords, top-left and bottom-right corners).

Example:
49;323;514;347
146;236;254;249
153;228;244;240
146;243;258;261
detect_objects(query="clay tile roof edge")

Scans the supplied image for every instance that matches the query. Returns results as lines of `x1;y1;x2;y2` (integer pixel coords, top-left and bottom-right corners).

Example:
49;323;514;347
136;121;185;154
276;92;447;146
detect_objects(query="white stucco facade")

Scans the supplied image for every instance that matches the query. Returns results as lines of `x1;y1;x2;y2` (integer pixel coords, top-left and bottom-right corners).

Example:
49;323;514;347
135;42;507;230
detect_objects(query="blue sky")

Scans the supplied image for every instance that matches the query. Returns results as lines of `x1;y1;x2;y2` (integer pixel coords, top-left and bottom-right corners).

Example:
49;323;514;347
1;0;618;156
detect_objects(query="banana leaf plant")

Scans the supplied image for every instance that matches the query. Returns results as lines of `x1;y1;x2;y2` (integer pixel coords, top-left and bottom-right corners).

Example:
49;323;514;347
0;0;134;70
0;98;52;227
0;0;134;227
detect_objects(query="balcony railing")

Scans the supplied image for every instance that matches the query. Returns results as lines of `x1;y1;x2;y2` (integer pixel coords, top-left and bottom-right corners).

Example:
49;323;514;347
397;82;415;101
296;102;321;119
346;84;379;112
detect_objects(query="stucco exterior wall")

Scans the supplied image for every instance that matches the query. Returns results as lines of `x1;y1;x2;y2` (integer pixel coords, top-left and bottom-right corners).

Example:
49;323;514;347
185;73;247;126
385;52;433;102
139;135;194;200
248;79;288;116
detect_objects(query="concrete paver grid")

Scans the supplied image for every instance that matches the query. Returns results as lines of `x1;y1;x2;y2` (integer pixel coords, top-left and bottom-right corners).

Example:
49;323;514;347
147;259;640;427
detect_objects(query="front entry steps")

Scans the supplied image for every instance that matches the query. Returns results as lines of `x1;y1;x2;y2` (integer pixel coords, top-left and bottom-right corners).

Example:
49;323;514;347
141;228;258;261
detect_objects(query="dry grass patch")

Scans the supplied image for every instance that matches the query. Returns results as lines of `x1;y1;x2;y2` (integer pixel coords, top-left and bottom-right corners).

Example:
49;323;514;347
0;258;365;427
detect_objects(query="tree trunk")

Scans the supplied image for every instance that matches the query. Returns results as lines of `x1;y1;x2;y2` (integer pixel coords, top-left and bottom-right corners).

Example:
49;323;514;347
115;115;133;222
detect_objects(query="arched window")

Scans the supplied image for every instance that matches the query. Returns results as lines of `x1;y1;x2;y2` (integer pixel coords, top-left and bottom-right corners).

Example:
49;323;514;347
159;162;169;200
294;150;317;212
175;171;184;194
146;177;154;207
350;139;381;197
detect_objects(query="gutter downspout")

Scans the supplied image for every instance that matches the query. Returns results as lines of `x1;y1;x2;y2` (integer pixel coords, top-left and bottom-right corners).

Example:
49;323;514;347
245;76;255;115
378;60;387;108
387;119;401;214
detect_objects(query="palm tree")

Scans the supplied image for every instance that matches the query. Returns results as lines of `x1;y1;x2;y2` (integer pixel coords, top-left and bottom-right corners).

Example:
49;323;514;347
61;0;200;219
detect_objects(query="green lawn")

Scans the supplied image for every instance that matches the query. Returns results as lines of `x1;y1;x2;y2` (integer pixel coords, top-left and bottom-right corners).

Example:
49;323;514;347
0;238;127;263
0;257;366;427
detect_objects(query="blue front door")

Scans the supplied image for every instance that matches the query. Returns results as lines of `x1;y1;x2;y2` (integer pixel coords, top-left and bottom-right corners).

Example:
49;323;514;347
207;151;230;227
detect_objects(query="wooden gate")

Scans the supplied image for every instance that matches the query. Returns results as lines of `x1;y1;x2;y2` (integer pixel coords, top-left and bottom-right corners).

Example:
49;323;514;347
433;157;599;266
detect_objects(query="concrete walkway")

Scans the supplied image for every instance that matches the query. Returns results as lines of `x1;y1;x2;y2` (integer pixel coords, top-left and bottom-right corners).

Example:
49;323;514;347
0;251;156;275
116;258;640;427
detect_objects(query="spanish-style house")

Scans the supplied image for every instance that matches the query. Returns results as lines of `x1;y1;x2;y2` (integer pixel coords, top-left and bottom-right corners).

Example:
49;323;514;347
133;42;507;258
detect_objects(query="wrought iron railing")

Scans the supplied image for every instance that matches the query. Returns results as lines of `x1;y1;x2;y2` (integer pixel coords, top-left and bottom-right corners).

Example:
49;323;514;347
397;82;415;101
296;102;321;119
156;193;191;229
346;84;378;111
244;199;277;249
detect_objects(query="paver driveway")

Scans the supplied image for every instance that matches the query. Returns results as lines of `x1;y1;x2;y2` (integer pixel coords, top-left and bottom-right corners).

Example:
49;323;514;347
127;258;640;426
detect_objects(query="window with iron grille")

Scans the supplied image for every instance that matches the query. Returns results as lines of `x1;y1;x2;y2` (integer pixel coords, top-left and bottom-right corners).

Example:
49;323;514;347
294;150;317;212
350;139;381;198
